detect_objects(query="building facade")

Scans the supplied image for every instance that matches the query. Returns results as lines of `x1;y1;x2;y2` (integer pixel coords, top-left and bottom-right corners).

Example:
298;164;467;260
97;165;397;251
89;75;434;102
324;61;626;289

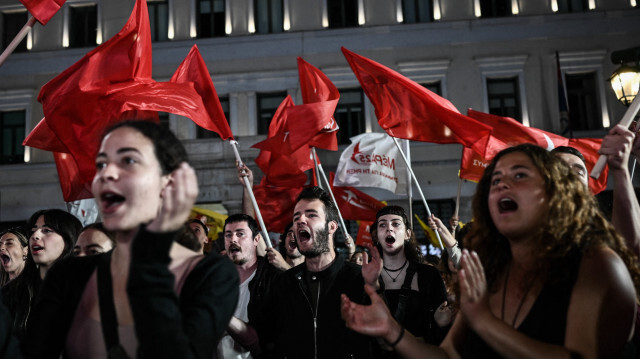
1;0;638;242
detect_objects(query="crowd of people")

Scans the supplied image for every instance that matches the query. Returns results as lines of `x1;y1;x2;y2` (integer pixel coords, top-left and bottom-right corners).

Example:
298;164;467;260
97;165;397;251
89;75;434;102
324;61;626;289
0;120;639;359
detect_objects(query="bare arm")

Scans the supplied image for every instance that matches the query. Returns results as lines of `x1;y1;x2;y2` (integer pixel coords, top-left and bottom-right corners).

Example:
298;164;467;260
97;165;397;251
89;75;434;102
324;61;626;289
237;162;256;219
428;215;461;267
226;316;261;352
600;125;640;257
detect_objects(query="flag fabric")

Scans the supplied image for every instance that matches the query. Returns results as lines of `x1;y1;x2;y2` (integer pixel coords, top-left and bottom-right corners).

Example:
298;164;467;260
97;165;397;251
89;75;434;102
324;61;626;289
414;214;440;248
333;132;408;195
20;0;65;25
297;57;340;151
459;109;608;194
329;172;385;221
341;47;493;156
253;179;304;234
253;95;314;187
355;220;374;247
170;45;232;140
66;198;99;226
191;207;229;239
23;0;231;201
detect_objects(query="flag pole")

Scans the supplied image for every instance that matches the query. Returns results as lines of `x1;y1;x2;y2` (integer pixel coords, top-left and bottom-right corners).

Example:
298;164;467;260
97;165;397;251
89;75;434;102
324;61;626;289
311;148;322;187
454;177;462;219
0;16;36;67
404;139;414;231
591;95;640;179
312;147;351;239
229;140;272;248
391;136;444;249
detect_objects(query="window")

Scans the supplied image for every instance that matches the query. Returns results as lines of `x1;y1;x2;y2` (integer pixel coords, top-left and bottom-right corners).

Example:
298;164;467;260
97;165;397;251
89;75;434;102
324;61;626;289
197;0;225;38
255;0;283;34
335;89;365;145
423;81;442;96
197;96;230;139
1;110;26;165
487;77;521;122
479;0;510;17
69;4;97;48
327;0;358;28
148;0;169;42
257;92;286;135
565;72;601;131
2;11;27;53
555;0;589;12
158;112;170;130
411;198;455;255
402;0;432;23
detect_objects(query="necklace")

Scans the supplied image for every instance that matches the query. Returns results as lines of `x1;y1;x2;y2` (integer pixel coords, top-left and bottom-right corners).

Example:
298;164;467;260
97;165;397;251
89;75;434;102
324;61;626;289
501;264;536;327
383;260;407;282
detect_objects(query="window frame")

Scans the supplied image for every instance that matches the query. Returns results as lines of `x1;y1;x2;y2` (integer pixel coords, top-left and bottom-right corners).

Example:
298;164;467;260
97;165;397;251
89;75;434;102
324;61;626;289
476;55;529;126
0;90;33;165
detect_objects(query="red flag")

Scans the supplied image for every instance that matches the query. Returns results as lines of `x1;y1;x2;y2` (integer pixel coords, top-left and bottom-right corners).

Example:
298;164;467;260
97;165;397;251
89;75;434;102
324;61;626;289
170;45;233;140
253;96;313;187
341;47;492;156
20;0;65;25
253;179;304;234
355;220;374;247
459;109;607;194
329;172;385;221
296;57;340;151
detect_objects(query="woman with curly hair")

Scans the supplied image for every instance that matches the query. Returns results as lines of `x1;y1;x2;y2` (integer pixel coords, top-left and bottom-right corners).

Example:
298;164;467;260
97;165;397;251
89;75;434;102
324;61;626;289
371;205;449;353
342;144;639;358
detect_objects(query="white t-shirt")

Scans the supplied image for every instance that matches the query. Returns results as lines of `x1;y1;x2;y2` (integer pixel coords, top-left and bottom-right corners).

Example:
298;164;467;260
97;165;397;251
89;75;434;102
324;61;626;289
216;270;256;359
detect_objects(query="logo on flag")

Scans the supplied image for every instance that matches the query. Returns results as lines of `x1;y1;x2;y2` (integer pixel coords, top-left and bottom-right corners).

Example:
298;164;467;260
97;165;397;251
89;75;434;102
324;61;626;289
334;133;407;195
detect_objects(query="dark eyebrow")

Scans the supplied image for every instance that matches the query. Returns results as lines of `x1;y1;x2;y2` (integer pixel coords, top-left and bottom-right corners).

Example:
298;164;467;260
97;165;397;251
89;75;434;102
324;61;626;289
571;163;587;173
96;147;142;158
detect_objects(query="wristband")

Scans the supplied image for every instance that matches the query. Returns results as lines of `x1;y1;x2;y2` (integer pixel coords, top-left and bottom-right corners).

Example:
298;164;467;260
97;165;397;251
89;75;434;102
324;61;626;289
385;325;405;349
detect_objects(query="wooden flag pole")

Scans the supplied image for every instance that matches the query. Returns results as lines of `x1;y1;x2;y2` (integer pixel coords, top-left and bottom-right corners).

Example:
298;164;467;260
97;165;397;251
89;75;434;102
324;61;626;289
229;140;272;248
312;147;351;239
0;16;36;67
391;136;444;249
591;96;640;179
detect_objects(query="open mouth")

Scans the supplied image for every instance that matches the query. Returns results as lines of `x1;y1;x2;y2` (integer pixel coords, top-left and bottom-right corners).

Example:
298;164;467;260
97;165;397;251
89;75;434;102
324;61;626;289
498;198;518;213
31;245;43;254
297;229;311;241
101;192;125;209
228;244;241;254
288;240;298;250
0;254;10;266
385;236;395;244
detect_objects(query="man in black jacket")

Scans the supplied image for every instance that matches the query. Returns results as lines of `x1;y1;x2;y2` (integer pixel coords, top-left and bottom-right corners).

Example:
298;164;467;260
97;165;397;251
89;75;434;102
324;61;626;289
218;214;281;358
259;187;383;358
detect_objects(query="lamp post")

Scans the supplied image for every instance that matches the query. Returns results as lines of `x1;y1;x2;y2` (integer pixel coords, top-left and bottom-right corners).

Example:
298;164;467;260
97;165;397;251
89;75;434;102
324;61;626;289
609;47;640;107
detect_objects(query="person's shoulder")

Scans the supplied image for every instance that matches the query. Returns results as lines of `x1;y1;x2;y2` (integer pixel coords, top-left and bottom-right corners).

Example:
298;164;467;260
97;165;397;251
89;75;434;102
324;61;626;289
579;246;633;288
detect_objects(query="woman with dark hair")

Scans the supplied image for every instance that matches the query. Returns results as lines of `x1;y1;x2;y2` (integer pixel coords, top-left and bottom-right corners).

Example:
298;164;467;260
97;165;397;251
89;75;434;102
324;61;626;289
342;144;640;358
25;120;238;359
2;209;81;343
0;228;29;286
74;222;115;257
371;205;448;353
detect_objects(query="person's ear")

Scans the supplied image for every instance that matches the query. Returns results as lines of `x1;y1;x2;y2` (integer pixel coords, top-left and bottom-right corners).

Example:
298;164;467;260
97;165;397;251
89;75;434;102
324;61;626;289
406;228;413;240
328;220;338;234
159;174;171;198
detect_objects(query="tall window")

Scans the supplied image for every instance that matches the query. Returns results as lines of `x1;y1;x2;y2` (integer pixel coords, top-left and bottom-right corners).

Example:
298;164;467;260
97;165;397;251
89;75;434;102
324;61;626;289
487;77;521;122
556;0;588;12
327;0;358;28
402;0;432;23
69;4;97;48
197;96;230;139
1;110;26;165
566;72;601;131
198;0;226;38
2;11;28;53
257;92;286;135
423;81;442;96
255;0;283;34
148;0;169;42
480;0;510;17
335;89;365;145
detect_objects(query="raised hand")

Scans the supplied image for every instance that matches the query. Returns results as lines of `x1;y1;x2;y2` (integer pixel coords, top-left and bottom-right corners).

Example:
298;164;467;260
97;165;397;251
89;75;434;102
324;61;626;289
147;162;198;233
361;242;383;290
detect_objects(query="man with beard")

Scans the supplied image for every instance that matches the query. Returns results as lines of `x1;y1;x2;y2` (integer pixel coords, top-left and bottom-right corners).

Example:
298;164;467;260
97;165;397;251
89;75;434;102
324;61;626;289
217;214;281;359
258;187;384;358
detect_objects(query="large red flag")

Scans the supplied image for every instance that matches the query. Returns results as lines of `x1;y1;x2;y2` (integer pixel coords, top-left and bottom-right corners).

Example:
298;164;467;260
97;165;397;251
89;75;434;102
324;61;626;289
20;0;65;25
253;179;304;234
329;172;385;221
170;45;233;140
295;57;340;151
355;220;374;246
253;96;313;187
459;109;607;194
341;47;493;156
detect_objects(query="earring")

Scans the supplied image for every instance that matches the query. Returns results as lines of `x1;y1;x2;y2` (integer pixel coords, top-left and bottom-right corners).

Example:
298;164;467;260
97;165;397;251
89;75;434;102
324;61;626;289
23;255;27;261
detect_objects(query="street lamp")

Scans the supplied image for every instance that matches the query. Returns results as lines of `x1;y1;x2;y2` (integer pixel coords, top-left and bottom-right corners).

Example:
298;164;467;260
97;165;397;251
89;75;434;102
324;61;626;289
609;47;640;106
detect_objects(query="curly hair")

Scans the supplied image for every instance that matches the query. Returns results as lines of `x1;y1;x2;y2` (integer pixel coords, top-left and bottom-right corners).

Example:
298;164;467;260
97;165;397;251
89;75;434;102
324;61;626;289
467;144;640;296
370;205;423;264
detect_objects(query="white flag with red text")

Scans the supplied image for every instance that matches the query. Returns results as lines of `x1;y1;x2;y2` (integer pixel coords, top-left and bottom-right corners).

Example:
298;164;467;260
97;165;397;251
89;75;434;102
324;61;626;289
333;132;407;195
